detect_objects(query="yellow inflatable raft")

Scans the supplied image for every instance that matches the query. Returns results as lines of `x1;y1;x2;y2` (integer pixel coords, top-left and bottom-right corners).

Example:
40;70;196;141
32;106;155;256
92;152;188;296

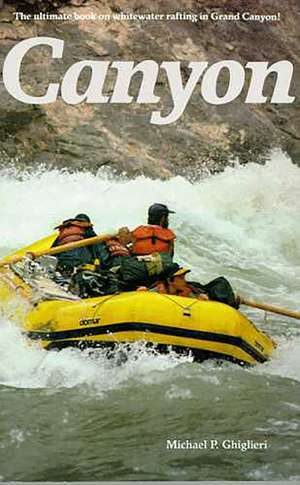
0;235;276;365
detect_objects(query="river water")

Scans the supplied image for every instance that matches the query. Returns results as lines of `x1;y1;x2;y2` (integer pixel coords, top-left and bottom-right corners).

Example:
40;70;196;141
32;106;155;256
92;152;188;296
0;151;299;481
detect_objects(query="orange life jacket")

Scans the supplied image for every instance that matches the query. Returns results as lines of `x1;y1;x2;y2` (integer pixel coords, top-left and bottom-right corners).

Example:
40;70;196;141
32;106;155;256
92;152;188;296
106;239;131;258
56;221;90;246
132;225;175;255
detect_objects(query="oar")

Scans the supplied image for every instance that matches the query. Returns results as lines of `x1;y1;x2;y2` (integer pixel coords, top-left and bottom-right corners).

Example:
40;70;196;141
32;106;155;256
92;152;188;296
238;295;300;320
0;233;117;268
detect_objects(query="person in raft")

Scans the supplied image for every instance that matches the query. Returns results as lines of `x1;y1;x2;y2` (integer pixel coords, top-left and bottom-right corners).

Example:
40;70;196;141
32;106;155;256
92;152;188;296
52;213;134;275
138;264;209;300
138;263;240;309
52;213;98;275
92;203;177;290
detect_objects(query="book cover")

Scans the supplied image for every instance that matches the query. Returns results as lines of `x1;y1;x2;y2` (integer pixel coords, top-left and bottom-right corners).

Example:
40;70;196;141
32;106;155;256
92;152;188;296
0;0;299;483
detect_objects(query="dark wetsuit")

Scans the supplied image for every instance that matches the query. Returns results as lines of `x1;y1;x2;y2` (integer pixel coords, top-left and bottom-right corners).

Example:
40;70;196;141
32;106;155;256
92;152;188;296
52;226;98;275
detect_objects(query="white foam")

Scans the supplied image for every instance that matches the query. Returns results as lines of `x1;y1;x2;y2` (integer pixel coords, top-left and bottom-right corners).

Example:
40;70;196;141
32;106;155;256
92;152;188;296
0;150;299;387
255;336;300;382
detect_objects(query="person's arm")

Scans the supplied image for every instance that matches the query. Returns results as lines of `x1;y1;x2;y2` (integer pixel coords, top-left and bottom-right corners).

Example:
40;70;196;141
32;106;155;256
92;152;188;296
117;227;134;246
188;282;209;300
169;239;175;258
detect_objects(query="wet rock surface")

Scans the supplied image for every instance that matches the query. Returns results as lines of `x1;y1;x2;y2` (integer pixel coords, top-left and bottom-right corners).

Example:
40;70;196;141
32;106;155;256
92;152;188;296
0;0;299;178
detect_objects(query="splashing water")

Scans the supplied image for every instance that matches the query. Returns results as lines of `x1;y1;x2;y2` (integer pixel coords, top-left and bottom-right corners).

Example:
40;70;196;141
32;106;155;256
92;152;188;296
0;150;299;386
0;151;299;481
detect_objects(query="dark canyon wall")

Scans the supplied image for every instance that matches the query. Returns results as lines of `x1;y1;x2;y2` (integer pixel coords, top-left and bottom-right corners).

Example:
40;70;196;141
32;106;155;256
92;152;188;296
0;0;299;178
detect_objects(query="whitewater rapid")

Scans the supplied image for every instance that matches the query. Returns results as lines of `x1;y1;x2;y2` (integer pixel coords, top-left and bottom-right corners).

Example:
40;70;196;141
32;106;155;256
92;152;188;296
0;150;299;389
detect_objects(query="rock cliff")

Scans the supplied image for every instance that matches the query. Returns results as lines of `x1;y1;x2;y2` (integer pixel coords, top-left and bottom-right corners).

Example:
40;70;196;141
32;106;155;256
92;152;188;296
0;0;299;178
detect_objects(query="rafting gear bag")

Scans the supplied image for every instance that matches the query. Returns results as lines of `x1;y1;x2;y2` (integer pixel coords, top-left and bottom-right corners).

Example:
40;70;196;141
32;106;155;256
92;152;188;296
119;253;174;289
69;267;121;298
190;277;239;309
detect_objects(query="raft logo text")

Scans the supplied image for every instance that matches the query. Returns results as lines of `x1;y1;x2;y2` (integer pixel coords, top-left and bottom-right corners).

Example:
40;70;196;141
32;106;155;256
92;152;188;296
2;37;295;125
79;317;101;327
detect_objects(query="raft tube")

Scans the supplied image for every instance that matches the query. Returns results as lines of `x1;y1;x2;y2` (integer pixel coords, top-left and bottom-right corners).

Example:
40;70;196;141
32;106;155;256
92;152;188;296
0;235;276;365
